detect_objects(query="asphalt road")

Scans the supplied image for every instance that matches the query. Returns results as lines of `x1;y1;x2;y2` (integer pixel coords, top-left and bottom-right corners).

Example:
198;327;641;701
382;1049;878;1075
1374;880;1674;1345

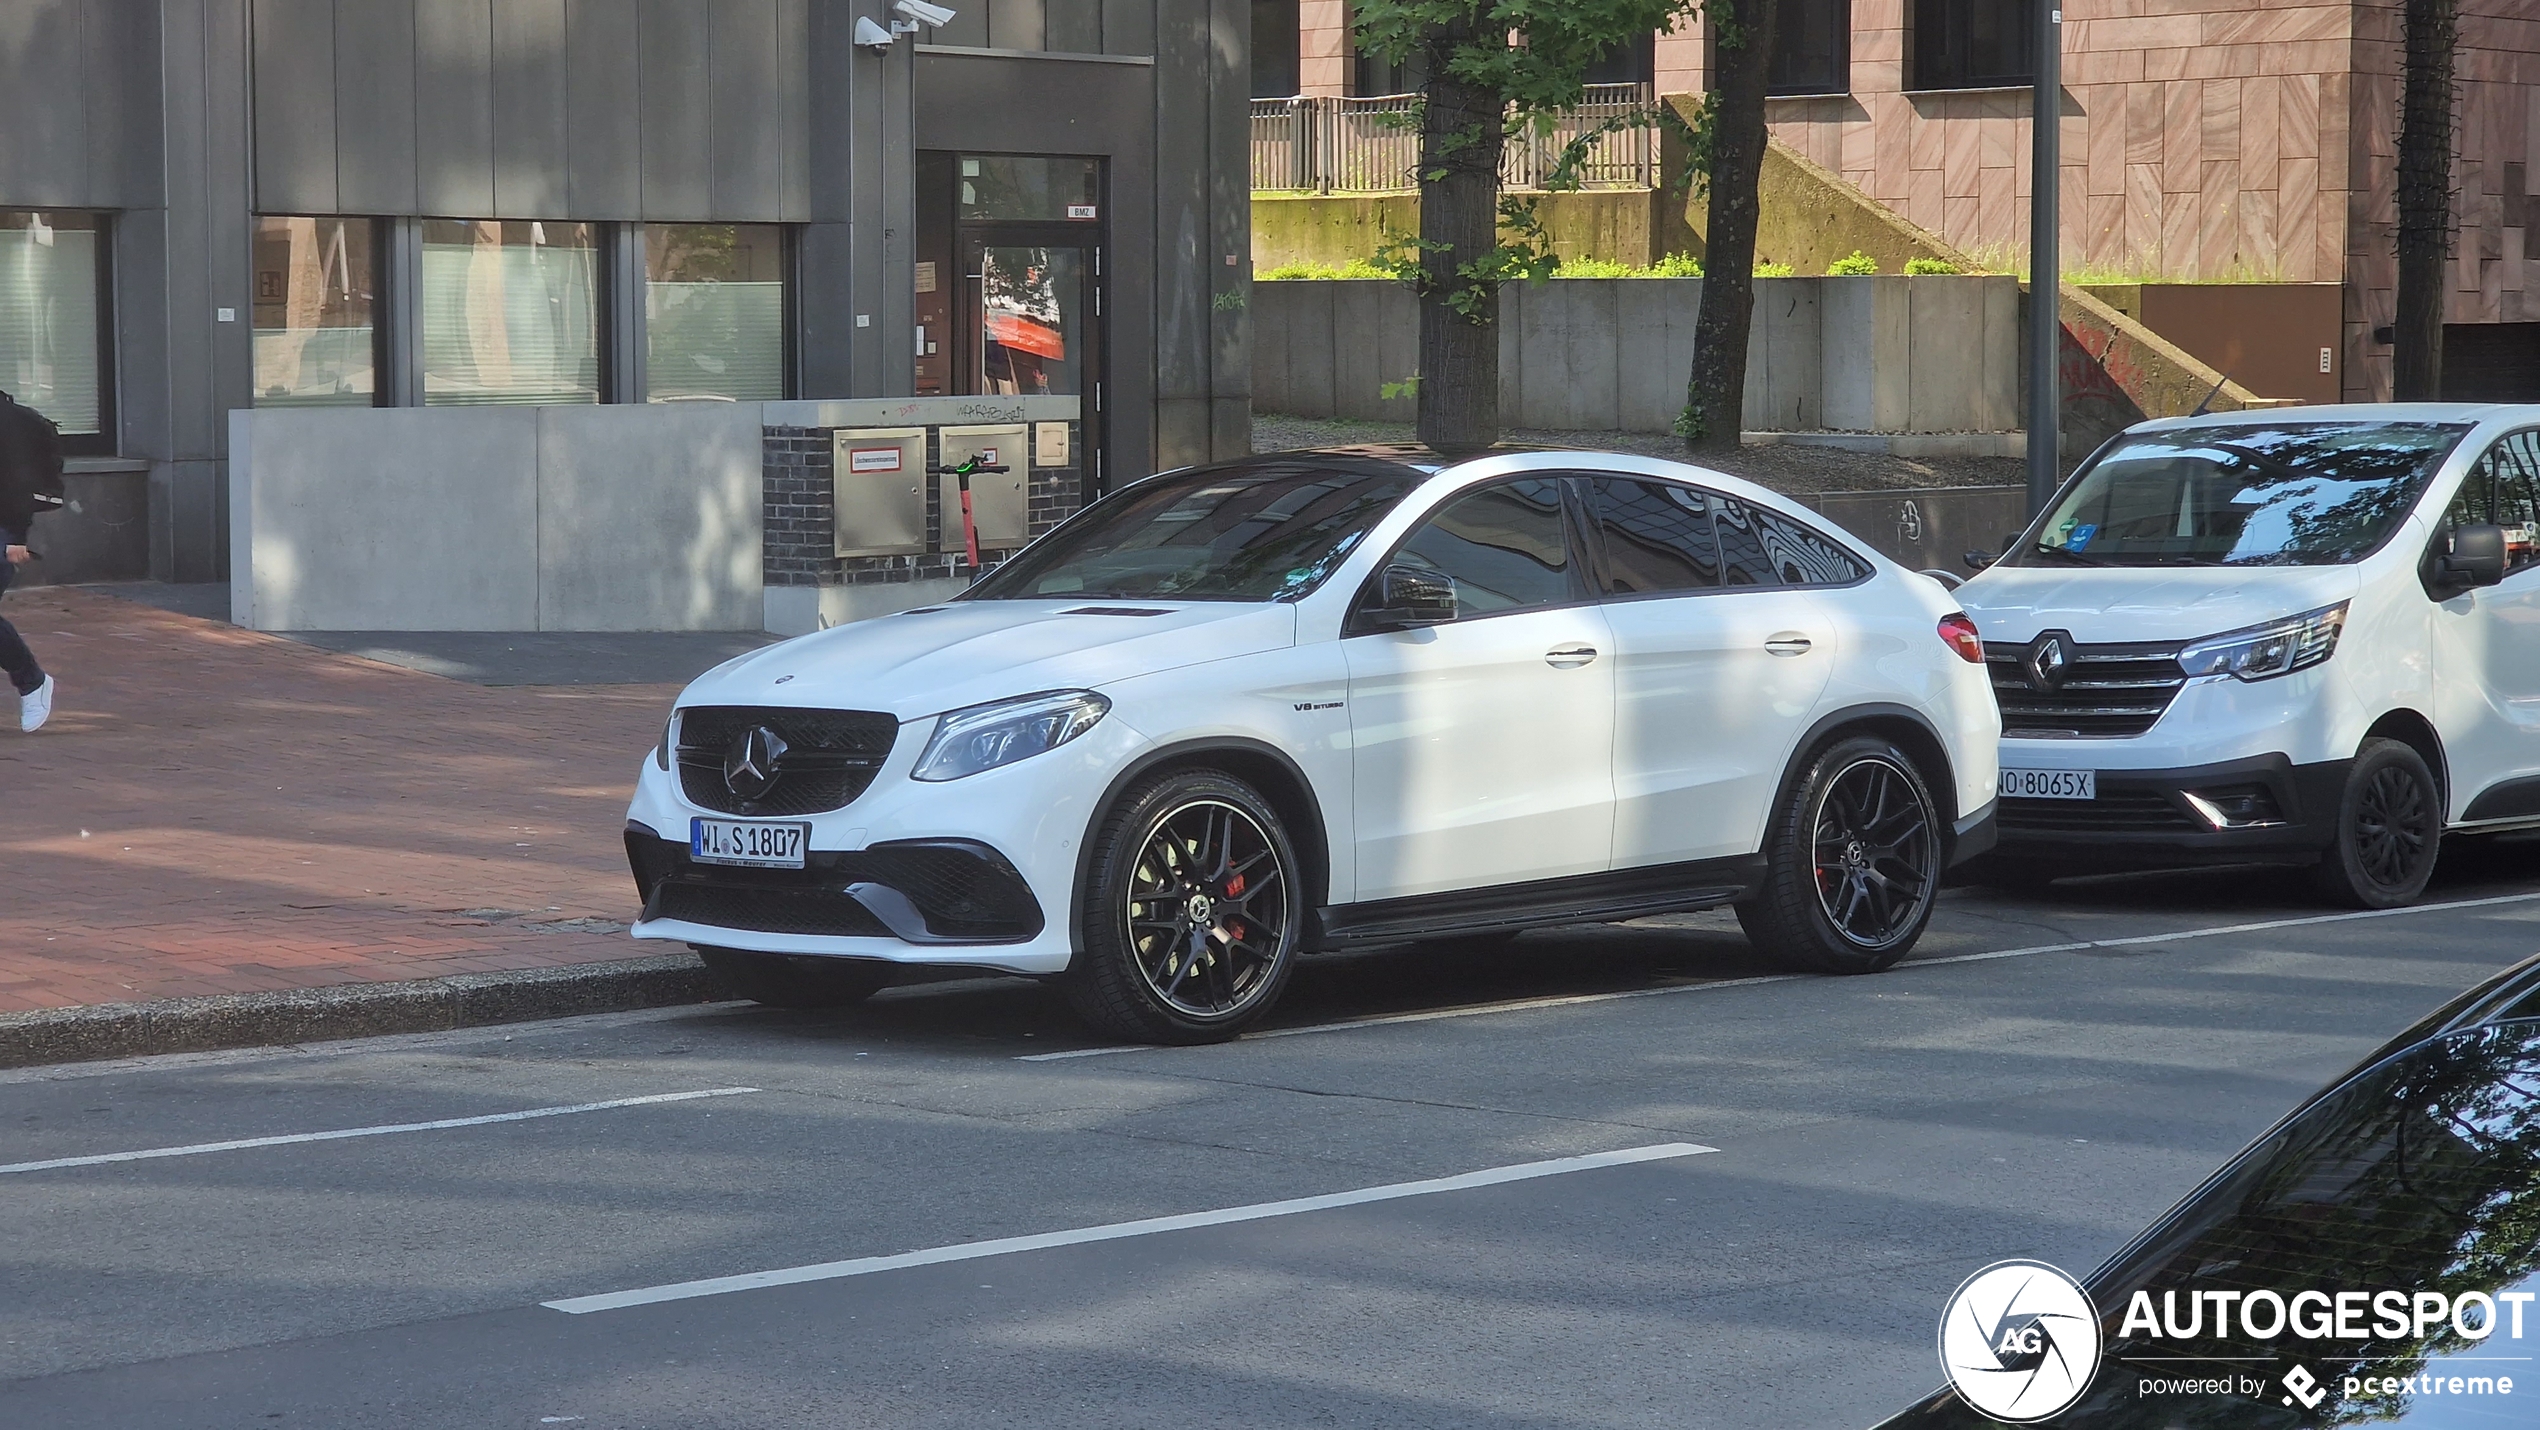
5;840;2539;1430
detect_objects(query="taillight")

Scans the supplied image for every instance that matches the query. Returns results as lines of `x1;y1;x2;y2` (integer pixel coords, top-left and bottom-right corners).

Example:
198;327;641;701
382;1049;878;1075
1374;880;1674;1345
1938;613;1984;664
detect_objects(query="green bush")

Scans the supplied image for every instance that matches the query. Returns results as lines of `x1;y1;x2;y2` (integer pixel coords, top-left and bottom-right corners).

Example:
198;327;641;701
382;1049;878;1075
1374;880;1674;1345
1553;256;1638;278
1646;252;1703;277
1754;260;1795;278
1903;257;1964;275
1257;258;1392;280
1827;250;1880;275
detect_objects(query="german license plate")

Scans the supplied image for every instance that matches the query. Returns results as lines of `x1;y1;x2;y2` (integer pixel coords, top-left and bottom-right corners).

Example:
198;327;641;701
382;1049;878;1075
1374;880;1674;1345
690;817;809;869
2001;768;2096;800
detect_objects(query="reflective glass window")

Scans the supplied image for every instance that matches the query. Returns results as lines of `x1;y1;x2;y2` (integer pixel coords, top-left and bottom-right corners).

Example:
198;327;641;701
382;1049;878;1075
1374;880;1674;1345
420;220;604;406
645;224;786;402
1390;479;1577;616
2449;431;2540;574
251;216;378;407
958;157;1101;222
1590;477;1721;595
0;210;105;436
1714;495;1781;586
1755;507;1869;585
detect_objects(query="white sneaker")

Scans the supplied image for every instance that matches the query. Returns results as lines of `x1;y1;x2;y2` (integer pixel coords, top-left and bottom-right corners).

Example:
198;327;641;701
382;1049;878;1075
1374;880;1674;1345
20;675;52;733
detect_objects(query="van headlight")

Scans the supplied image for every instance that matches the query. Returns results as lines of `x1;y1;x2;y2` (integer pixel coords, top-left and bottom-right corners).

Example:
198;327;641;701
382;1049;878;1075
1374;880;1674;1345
914;691;1111;782
2177;601;2349;682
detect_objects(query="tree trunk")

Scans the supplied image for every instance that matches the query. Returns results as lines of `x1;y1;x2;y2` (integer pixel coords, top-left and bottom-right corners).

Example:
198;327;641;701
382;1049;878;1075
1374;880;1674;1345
2394;0;2457;401
1415;20;1505;450
1684;0;1780;454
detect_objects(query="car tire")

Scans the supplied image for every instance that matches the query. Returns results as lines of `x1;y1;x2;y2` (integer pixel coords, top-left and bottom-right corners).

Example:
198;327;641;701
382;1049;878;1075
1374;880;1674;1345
2312;738;2441;909
695;946;894;1009
1737;734;1943;975
1065;768;1304;1044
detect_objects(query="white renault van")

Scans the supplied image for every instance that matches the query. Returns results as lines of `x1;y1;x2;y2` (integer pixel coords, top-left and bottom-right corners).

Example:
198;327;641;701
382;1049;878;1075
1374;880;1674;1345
1955;404;2537;907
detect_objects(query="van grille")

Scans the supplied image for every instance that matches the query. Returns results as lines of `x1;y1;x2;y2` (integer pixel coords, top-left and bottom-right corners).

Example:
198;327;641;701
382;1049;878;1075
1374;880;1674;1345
1984;641;2187;739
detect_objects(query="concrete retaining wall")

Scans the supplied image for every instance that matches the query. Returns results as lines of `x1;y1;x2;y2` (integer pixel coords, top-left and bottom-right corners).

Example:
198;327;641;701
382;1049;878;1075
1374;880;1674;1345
1252;189;1688;272
230;405;764;632
1255;275;2020;437
13;461;151;587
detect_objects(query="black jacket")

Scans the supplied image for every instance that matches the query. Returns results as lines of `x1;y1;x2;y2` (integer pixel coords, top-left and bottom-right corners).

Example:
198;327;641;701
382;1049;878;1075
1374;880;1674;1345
0;392;66;544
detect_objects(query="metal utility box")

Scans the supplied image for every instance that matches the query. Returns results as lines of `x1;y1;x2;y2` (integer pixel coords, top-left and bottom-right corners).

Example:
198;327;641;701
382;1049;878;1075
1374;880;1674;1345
937;423;1031;550
831;428;928;557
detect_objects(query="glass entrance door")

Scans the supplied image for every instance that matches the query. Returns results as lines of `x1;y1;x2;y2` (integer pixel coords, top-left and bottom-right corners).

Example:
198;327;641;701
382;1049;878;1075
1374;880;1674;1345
968;241;1091;397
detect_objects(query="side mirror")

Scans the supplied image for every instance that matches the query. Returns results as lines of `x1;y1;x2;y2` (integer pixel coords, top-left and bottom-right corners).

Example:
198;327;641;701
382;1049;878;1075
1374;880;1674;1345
2448;523;2509;588
1961;550;1995;573
1364;563;1459;630
2426;523;2509;598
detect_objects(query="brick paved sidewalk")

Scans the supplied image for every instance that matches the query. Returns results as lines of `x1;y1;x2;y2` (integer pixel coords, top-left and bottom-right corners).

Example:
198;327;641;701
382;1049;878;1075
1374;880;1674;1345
1;588;679;1013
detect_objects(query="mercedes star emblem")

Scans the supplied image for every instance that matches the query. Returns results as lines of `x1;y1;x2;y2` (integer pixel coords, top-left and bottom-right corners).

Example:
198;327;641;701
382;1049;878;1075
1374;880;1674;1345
723;725;790;801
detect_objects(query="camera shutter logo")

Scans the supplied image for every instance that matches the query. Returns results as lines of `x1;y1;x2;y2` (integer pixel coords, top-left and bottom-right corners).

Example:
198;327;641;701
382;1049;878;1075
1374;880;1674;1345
1938;1260;2103;1422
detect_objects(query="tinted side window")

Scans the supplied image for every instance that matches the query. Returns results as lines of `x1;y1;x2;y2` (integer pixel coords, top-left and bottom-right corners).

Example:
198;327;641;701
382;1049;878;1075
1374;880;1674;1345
1589;477;1720;595
1386;478;1576;616
1754;508;1870;585
1713;496;1781;587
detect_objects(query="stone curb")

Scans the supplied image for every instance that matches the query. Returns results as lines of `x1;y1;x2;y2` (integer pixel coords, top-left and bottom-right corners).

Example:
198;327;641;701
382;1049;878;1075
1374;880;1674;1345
0;954;719;1070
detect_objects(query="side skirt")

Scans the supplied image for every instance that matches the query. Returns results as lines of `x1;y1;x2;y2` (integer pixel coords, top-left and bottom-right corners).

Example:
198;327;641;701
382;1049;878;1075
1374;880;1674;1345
1313;855;1768;949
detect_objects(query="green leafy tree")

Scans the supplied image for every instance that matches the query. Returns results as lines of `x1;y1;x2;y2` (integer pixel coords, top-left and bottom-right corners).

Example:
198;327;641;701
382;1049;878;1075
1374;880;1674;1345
1356;1;1700;449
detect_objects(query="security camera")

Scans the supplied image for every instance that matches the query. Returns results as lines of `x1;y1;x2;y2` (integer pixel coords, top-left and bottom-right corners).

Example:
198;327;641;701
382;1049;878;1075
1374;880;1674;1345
894;0;957;28
852;15;897;49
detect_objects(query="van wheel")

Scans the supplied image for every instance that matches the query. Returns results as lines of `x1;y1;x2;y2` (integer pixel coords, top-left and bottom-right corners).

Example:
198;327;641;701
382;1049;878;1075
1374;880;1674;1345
1738;735;1942;974
695;946;894;1008
1065;769;1303;1044
2313;739;2441;909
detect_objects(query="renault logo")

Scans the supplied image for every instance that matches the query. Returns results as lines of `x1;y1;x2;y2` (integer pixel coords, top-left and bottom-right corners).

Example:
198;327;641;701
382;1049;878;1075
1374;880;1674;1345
2024;632;2074;692
723;725;790;801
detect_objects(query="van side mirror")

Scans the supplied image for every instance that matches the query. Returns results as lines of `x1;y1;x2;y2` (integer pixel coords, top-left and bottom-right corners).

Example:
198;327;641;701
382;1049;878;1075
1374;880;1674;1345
2425;523;2508;598
1961;549;1995;572
1362;563;1459;630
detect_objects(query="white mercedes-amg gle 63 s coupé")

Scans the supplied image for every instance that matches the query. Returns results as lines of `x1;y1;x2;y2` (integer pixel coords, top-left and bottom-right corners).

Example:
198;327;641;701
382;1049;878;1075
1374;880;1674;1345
625;447;2002;1043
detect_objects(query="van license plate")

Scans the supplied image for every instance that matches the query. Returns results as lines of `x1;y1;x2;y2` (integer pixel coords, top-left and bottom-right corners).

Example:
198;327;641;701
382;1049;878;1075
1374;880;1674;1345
2002;769;2095;800
690;818;809;869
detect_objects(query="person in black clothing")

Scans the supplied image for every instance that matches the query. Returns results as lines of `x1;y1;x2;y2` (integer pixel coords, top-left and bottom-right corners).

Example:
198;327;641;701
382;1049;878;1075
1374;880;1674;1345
0;388;64;732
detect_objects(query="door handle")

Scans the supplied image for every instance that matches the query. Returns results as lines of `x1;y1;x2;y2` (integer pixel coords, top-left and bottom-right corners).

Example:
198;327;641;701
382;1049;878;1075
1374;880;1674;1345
1544;644;1599;668
1764;633;1814;657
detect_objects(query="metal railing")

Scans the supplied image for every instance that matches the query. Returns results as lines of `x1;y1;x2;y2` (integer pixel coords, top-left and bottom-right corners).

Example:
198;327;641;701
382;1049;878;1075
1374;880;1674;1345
1250;83;1658;194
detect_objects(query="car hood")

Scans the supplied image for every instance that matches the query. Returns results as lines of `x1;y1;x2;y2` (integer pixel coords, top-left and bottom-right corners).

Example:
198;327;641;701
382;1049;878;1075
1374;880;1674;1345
678;600;1299;721
1955;564;2362;646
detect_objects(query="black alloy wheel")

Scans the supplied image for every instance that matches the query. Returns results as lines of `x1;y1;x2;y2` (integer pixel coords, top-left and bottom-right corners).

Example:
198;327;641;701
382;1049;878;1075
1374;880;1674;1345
2314;738;2441;909
695;946;895;1008
1738;734;1943;974
1067;769;1303;1043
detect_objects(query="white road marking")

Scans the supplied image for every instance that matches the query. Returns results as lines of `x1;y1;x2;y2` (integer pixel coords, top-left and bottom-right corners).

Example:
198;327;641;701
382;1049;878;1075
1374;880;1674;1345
1021;889;2540;1061
0;1087;759;1175
544;1140;1718;1314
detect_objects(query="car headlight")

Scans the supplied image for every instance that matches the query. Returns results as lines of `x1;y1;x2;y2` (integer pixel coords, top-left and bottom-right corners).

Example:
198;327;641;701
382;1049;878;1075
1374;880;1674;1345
2177;601;2349;682
914;690;1110;782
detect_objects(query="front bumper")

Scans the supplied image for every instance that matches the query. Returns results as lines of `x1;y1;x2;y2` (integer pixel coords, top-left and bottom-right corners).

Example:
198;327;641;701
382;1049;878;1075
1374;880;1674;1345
1988;752;2350;869
628;822;1046;949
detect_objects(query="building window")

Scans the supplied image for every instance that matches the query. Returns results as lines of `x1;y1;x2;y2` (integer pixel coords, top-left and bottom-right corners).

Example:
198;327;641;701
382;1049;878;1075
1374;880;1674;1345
1251;0;1300;98
251;217;380;407
1913;0;2033;90
1581;31;1655;87
958;156;1103;223
419;220;604;406
1771;0;1851;95
1354;43;1426;97
0;210;108;445
645;224;788;402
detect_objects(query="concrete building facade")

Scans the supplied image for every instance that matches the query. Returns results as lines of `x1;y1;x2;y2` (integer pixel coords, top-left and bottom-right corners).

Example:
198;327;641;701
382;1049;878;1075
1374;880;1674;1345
0;1;1253;586
1253;0;2540;404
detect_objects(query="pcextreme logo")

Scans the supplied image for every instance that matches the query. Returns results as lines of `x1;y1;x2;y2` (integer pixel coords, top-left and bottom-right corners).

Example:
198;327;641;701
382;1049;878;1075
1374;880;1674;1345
1938;1260;2103;1423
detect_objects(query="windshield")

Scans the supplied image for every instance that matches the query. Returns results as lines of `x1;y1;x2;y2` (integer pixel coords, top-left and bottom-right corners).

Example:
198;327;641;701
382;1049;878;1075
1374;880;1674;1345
2013;422;2469;568
964;459;1424;603
1891;1021;2540;1428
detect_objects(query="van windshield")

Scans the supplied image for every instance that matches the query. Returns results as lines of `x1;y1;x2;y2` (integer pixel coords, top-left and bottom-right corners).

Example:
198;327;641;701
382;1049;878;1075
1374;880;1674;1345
2012;422;2469;568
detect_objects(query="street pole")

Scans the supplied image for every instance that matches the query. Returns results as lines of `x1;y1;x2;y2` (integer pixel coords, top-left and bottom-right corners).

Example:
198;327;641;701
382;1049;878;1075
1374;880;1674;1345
2027;0;2062;516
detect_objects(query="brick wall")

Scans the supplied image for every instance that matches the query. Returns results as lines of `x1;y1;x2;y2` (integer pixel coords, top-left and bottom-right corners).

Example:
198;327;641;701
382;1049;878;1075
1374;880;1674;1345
762;425;1086;591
